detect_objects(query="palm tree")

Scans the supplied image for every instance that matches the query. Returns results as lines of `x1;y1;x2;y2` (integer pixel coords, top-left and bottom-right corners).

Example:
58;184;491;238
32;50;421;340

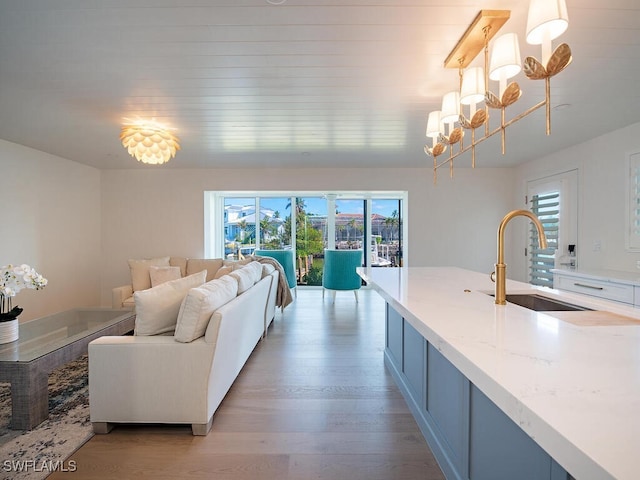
286;198;306;216
347;218;356;246
238;219;247;242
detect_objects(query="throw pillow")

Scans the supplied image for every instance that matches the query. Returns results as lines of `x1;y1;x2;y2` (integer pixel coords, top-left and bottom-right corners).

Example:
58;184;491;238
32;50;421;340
243;261;263;284
261;263;276;279
223;257;253;268
149;266;182;287
134;270;207;336
128;256;170;292
213;265;233;279
186;258;224;282
174;275;239;343
229;267;256;294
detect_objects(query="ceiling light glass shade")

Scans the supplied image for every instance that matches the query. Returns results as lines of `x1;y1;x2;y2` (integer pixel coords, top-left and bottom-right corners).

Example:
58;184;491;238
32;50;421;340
426;111;443;138
440;91;460;125
526;0;569;45
120;121;180;165
460;67;486;105
489;33;522;81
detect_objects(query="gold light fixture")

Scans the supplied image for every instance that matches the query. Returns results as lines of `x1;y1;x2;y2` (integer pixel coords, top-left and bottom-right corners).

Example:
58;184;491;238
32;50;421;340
120;119;181;165
425;0;572;183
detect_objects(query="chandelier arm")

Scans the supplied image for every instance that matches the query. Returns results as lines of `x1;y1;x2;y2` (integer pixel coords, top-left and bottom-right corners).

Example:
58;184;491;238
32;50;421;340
433;98;547;172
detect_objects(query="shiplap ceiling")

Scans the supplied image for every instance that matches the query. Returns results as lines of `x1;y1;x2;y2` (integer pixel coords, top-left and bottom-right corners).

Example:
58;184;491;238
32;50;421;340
0;0;638;170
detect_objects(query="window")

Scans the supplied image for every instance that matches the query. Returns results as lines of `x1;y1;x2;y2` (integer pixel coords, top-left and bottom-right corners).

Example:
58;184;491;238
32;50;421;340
205;191;407;286
529;191;560;287
527;170;578;288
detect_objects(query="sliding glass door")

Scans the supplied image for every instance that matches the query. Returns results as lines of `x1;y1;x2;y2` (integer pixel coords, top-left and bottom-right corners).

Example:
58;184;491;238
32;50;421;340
207;191;407;286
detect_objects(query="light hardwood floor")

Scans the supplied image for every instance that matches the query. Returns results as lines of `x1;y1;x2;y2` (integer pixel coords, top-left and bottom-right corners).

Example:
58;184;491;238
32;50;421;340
50;289;445;479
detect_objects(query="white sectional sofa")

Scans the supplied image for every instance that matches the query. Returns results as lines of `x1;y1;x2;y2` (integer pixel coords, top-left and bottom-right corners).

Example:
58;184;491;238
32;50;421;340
90;256;291;436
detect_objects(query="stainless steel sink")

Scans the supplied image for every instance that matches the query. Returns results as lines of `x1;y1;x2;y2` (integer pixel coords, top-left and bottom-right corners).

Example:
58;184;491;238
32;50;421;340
489;293;592;312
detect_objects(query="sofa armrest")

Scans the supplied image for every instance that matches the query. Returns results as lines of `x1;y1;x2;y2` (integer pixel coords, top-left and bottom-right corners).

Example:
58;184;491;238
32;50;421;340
89;336;215;424
112;284;133;309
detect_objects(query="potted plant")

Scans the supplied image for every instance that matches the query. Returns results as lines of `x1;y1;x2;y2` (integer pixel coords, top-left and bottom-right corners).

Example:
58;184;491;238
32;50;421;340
0;264;48;343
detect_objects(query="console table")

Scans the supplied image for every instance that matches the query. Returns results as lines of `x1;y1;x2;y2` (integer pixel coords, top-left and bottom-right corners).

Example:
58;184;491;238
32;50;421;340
0;308;135;430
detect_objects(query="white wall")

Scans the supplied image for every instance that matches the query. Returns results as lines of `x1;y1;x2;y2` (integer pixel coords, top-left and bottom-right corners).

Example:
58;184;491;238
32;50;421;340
101;166;514;305
510;122;640;281
0;140;102;321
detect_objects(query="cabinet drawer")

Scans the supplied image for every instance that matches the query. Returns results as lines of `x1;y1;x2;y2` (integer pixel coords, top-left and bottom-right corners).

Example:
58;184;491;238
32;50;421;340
555;275;634;304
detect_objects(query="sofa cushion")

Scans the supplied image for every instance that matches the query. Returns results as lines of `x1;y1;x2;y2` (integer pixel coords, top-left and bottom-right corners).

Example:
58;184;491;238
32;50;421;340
134;270;207;336
128;256;171;292
169;257;188;277
229;267;256;294
149;266;182;287
213;265;233;279
186;258;224;282
174;275;239;343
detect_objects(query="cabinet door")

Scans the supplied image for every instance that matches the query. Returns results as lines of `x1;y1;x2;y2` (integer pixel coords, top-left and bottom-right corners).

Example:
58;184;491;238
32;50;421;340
469;384;555;480
386;304;403;366
402;320;424;404
426;344;469;473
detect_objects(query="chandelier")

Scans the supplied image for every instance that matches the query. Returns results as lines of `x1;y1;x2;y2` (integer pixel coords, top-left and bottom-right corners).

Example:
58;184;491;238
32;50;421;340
120;119;181;165
425;0;572;184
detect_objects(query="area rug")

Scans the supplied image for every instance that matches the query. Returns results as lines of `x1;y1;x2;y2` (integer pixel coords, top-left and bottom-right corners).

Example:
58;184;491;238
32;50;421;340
0;355;93;480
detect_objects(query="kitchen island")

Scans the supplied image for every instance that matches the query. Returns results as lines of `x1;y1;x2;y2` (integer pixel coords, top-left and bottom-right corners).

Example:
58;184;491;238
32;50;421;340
357;266;640;480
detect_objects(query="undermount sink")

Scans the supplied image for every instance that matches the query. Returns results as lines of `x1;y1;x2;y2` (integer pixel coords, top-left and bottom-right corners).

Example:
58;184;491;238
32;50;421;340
490;293;592;312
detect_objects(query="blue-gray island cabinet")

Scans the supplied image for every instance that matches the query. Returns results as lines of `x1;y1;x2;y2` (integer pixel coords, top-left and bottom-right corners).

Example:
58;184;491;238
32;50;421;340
386;303;569;480
358;267;640;480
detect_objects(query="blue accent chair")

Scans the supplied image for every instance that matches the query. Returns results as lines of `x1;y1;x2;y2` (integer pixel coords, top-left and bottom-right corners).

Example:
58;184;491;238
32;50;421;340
254;249;297;299
322;249;363;303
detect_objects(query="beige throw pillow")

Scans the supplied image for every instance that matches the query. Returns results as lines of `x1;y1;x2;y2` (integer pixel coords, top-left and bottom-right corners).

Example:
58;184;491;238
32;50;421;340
128;256;170;292
229;267;256;294
174;275;239;343
213;265;233;279
149;266;182;287
134;270;207;336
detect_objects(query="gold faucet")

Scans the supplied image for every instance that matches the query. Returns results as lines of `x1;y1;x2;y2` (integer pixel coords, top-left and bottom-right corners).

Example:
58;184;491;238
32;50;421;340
492;209;548;305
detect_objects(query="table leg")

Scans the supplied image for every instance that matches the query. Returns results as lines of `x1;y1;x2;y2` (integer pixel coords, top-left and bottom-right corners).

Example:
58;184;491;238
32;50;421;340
10;364;49;430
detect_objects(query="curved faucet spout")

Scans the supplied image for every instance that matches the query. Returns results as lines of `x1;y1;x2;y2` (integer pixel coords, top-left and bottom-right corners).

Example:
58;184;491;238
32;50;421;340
494;209;548;305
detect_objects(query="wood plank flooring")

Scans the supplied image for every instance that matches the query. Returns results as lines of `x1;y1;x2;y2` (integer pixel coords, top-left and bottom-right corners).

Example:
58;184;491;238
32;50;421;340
49;289;445;479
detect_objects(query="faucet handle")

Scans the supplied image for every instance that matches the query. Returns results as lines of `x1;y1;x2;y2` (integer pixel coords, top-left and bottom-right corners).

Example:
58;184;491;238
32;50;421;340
490;271;496;283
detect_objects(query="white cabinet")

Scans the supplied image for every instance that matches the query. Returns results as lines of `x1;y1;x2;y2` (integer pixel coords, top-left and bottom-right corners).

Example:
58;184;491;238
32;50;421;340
552;269;639;306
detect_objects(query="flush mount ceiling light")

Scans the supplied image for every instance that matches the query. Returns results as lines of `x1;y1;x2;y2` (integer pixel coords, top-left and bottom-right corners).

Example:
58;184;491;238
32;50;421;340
120;119;181;165
424;0;572;184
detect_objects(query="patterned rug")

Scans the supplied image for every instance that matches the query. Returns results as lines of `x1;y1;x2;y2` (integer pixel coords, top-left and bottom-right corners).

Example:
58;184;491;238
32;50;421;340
0;355;93;480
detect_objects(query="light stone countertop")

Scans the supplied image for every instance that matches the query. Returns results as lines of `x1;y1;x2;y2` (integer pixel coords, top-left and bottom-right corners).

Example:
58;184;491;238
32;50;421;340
357;266;640;480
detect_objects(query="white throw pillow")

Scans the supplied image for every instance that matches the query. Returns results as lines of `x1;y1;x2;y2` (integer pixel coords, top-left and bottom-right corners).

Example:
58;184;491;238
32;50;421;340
128;256;170;292
149;266;182;287
261;263;276;279
229;267;256;294
134;270;207;336
243;261;263;284
174;275;239;343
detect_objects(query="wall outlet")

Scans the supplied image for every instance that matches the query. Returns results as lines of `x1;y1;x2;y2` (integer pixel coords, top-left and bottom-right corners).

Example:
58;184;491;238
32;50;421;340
593;240;601;252
636;260;640;270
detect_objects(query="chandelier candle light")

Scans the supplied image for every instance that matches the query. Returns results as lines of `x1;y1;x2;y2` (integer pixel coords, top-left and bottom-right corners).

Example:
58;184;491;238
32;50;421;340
424;0;571;184
120;119;181;165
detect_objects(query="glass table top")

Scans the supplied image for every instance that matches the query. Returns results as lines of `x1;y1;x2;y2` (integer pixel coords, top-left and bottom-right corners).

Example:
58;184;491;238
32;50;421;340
0;308;135;362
